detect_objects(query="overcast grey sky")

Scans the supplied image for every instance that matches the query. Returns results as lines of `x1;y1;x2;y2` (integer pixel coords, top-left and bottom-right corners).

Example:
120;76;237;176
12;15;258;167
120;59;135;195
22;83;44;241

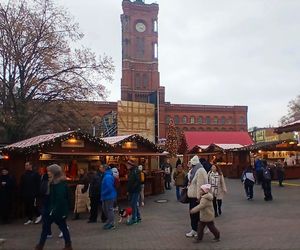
58;0;300;128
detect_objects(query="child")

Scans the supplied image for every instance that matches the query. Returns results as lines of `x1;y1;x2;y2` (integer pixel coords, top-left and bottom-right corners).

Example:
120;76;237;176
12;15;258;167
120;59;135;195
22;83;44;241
190;184;220;243
241;166;255;200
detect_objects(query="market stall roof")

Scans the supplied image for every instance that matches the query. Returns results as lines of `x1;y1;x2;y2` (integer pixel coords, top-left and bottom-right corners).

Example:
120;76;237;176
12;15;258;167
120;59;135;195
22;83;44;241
188;143;244;154
101;134;164;153
2;131;111;154
184;131;253;150
274;119;300;134
233;139;299;152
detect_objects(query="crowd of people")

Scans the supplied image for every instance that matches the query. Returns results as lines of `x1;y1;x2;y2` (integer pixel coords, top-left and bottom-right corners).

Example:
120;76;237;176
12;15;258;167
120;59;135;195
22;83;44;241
0;155;289;247
0;160;144;250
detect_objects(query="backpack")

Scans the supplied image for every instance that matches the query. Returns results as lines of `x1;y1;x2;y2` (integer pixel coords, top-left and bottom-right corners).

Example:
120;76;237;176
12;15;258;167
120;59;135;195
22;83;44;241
263;168;271;180
140;171;145;183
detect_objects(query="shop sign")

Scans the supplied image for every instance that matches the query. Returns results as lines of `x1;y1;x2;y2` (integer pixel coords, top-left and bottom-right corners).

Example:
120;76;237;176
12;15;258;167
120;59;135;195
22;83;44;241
61;139;84;148
122;141;137;149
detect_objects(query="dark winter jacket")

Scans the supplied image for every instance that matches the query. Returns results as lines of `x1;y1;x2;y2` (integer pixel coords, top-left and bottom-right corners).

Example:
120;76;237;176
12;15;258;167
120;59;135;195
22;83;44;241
20;170;40;198
101;169;117;201
127;166;141;194
0;174;15;203
49;181;70;219
89;172;101;198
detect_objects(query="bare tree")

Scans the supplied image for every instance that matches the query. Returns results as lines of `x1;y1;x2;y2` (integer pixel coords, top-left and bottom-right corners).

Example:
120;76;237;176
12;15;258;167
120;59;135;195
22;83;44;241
0;0;114;142
280;95;300;125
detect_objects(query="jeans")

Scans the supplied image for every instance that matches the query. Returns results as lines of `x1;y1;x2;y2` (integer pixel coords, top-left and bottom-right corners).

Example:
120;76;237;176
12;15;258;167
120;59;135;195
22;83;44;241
38;216;71;246
102;199;115;225
189;198;199;231
262;181;273;200
213;197;222;216
176;186;182;201
129;192;140;221
244;182;254;199
139;184;145;205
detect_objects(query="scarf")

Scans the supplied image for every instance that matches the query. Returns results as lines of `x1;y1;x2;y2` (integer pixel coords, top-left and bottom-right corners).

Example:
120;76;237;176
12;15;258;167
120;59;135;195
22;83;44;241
209;171;219;197
189;163;202;182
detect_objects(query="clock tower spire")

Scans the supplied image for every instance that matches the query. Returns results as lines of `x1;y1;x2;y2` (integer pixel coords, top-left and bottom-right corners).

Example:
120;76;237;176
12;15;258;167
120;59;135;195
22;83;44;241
121;0;164;103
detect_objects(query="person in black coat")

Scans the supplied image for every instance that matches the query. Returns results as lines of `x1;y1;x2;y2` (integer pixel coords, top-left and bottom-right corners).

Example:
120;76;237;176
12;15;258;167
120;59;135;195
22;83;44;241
87;166;103;223
0;168;15;224
261;160;273;201
20;162;41;225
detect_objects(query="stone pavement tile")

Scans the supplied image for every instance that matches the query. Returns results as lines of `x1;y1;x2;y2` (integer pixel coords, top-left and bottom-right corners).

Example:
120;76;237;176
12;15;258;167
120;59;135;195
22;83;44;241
1;179;300;250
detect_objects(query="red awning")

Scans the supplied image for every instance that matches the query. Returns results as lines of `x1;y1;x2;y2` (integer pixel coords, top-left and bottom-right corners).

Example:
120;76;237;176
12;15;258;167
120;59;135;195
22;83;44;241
184;131;253;150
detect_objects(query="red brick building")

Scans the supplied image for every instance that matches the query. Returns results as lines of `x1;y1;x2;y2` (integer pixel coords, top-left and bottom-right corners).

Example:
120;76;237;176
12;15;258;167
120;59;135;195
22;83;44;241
93;0;248;139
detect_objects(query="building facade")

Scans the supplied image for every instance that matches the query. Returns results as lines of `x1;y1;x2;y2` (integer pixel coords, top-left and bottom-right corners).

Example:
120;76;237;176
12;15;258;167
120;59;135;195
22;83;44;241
119;0;248;139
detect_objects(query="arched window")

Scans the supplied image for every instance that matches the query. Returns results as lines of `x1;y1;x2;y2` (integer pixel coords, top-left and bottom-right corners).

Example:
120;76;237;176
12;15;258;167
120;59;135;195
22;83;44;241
214;127;219;131
183;127;188;131
221;116;226;125
182;116;187;124
191;127;196;131
153;19;158;32
198;116;203;124
221;127;226;131
135;73;140;88
143;74;148;88
206;116;211;125
240;116;245;125
153;43;158;59
227;117;233;125
190;116;195;124
213;116;218;125
207;127;212;131
174;115;179;124
166;115;170;124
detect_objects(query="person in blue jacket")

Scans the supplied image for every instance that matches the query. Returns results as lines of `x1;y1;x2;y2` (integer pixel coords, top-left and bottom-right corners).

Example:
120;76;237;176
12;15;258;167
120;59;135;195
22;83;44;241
101;165;117;230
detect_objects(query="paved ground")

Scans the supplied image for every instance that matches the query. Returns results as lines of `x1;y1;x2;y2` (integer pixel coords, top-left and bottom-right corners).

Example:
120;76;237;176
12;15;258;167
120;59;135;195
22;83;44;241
1;178;300;250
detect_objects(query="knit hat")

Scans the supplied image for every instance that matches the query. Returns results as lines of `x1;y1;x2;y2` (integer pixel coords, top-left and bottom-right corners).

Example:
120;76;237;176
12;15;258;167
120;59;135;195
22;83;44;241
200;184;211;193
47;164;63;178
190;155;200;165
111;167;119;177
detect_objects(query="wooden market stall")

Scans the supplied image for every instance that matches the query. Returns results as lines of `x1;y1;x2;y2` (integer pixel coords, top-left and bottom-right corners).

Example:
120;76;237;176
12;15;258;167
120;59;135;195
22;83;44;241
0;130;111;182
0;130;112;217
185;131;253;178
237;140;300;179
187;143;250;178
101;134;167;199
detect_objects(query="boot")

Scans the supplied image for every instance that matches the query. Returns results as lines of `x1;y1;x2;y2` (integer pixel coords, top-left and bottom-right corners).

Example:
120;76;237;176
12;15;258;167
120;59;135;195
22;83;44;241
35;244;44;250
63;243;73;250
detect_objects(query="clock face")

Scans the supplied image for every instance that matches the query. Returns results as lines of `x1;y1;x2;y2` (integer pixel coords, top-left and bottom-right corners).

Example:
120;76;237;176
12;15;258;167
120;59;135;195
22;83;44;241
135;22;146;33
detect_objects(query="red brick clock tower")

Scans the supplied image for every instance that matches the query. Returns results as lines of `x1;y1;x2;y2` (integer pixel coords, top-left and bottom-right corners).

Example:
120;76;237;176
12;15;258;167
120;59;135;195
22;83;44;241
121;0;164;103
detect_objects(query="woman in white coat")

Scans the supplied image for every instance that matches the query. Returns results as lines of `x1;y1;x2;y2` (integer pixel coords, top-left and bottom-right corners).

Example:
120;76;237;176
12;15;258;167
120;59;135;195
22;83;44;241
208;165;227;217
186;155;208;238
